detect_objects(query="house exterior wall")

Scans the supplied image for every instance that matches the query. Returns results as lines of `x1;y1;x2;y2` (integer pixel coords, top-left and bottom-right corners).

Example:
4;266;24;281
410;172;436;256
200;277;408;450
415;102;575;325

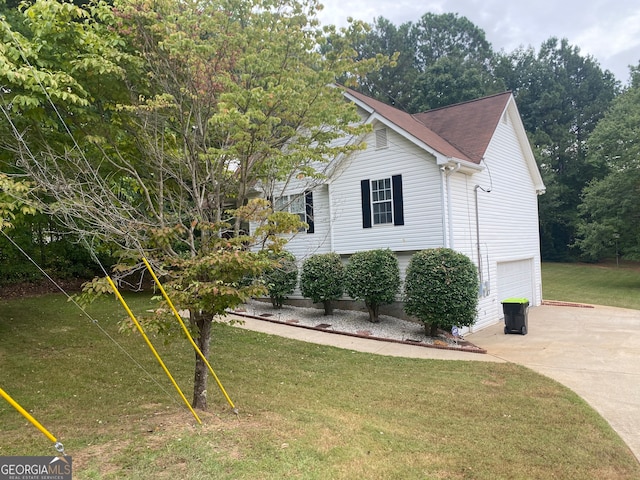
251;97;543;333
328;125;444;254
447;104;543;331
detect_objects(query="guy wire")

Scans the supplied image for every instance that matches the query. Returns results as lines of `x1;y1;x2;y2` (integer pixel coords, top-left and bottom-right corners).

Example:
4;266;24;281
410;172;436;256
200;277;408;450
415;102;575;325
0;228;183;409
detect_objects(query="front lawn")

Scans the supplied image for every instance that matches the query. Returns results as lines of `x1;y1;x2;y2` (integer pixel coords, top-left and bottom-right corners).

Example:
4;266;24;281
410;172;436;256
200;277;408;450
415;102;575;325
1;293;638;479
542;261;640;309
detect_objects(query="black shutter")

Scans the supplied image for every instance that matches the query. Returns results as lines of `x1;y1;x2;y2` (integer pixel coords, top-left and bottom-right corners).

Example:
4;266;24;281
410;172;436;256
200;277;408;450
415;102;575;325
392;174;404;226
361;179;372;228
305;191;314;234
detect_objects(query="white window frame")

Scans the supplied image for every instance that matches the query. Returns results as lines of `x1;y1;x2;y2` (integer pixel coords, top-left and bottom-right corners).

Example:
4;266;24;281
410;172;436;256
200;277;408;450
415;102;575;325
371;178;393;225
275;194;307;230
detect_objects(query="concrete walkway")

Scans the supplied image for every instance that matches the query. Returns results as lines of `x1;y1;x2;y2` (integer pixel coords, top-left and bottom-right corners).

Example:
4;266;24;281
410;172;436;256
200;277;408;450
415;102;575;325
231;303;640;461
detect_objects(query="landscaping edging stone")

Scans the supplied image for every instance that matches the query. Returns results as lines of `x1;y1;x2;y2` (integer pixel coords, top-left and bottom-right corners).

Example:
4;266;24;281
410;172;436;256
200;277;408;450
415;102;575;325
230;306;487;355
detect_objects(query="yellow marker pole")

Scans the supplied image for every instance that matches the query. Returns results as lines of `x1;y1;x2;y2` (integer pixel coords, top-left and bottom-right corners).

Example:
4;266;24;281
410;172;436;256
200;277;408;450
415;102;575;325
142;257;237;413
106;277;202;424
0;386;65;453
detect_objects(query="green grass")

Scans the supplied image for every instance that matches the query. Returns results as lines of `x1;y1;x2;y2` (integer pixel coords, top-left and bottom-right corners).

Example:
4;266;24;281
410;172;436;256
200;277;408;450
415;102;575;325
1;292;639;479
543;261;640;309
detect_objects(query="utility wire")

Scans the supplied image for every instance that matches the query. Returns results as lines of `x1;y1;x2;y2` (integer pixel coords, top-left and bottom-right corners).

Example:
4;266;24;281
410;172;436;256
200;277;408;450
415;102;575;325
0;222;182;410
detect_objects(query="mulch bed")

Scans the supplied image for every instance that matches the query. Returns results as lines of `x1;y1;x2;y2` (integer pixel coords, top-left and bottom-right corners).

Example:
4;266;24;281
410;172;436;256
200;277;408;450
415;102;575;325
0;278;86;299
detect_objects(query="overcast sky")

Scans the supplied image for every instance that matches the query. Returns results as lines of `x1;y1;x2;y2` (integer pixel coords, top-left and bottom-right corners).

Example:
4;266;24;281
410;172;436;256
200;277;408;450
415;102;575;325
317;0;640;84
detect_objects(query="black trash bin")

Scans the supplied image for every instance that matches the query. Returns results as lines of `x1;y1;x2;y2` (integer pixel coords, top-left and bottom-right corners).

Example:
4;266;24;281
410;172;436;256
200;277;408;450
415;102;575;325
502;298;529;335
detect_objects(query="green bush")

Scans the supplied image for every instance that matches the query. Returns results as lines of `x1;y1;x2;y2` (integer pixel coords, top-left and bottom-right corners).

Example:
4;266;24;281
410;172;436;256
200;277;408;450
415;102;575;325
263;251;298;308
300;252;344;315
0;215;107;285
404;248;479;336
345;249;400;323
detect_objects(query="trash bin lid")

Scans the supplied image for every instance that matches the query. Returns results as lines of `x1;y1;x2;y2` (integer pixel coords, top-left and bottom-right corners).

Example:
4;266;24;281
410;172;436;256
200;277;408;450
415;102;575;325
501;297;529;304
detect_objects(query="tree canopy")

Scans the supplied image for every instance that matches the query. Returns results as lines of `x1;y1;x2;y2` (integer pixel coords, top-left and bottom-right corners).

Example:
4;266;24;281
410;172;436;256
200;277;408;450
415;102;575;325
576;71;640;261
0;0;382;409
352;12;504;112
496;38;619;260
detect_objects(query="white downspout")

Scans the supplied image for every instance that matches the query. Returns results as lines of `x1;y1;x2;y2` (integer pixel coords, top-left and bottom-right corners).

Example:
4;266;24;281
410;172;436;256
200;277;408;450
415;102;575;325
439;166;448;247
474;183;492;297
474;185;483;295
444;163;460;248
328;184;335;251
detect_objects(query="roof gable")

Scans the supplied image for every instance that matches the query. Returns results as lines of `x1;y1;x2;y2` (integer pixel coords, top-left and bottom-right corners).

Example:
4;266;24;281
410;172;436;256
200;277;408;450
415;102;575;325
343;88;472;162
340;87;544;193
413;92;512;163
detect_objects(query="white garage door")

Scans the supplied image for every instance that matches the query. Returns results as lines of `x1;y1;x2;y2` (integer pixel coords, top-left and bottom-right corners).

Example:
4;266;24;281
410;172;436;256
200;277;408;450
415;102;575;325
497;259;534;306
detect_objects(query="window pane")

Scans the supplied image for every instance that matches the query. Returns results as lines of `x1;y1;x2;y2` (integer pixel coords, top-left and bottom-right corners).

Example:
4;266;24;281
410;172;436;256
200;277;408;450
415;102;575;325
290;195;305;215
275;196;287;211
373;201;392;224
371;177;393;225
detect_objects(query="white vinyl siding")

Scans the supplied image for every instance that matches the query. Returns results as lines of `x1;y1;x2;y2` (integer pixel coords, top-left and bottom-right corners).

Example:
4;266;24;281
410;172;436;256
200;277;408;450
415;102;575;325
448;103;542;331
329;126;443;254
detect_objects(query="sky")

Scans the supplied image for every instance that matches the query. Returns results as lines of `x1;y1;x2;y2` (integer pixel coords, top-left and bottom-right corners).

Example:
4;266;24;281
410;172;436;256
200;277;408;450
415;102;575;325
316;0;640;84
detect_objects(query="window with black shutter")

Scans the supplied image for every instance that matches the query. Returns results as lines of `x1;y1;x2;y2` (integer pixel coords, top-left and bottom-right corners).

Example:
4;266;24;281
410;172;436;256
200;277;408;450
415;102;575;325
361;175;404;227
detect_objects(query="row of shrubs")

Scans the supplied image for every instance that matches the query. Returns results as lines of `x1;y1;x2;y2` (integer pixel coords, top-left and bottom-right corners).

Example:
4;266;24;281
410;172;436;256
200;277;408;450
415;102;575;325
262;248;479;335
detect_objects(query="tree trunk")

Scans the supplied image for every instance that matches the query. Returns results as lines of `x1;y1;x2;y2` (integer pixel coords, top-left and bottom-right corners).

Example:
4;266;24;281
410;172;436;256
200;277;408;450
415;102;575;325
323;299;333;315
366;303;380;323
191;310;212;410
425;323;439;337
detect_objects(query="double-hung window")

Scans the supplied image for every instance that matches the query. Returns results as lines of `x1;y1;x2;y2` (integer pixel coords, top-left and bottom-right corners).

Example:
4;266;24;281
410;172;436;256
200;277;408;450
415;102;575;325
274;191;314;233
360;175;404;228
371;178;393;224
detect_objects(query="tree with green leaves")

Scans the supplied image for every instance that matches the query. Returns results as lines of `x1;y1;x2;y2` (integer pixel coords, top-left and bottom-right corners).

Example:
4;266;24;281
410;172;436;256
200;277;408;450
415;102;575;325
352;12;503;112
404;248;478;336
351;17;417;109
344;249;399;323
407;12;504;110
576;67;640;261
0;0;381;409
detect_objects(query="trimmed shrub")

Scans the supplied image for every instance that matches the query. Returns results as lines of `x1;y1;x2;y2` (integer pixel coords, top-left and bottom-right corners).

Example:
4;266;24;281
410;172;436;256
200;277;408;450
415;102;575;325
300;252;344;315
404;248;479;336
263;251;298;308
345;249;400;323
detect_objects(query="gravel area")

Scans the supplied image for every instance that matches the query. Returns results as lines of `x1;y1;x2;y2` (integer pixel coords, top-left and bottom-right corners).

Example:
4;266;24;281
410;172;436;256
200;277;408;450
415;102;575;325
232;300;484;352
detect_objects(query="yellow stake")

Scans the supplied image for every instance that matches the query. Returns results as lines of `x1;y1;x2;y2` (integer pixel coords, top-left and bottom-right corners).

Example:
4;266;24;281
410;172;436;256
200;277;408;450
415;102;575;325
142;257;238;413
106;277;202;424
0;386;64;452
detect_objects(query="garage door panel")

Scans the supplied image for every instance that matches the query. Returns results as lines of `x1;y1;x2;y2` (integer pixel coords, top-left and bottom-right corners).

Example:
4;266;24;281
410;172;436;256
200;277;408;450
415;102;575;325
497;259;534;305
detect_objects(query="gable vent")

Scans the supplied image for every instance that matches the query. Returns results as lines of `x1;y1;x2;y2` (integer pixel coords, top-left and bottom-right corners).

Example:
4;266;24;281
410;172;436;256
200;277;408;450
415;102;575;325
375;128;388;149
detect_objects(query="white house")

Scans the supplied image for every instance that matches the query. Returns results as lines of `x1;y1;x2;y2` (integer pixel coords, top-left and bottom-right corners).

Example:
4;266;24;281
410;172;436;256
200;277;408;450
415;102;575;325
256;87;545;332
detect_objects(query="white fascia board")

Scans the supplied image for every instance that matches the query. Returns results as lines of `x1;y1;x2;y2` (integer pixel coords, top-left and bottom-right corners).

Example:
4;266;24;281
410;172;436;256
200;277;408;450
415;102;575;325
342;90;376;115
436;157;484;174
505;97;546;194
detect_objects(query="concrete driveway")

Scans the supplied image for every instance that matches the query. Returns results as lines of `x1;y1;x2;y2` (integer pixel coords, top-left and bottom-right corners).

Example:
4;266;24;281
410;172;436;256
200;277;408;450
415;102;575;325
466;303;640;461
